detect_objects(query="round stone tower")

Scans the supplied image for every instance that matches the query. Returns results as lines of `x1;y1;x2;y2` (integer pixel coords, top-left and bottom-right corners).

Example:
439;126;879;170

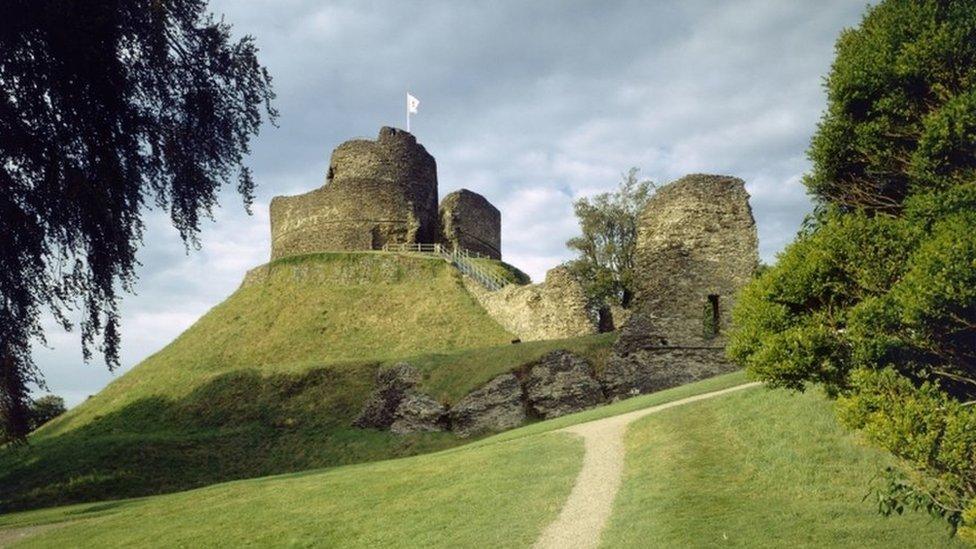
269;127;439;260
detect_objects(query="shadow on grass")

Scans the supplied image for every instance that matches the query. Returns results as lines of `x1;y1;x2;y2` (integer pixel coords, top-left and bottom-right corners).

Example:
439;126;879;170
0;363;460;514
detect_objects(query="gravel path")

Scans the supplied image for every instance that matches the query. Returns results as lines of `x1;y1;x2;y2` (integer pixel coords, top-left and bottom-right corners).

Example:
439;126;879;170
0;524;66;548
533;382;761;549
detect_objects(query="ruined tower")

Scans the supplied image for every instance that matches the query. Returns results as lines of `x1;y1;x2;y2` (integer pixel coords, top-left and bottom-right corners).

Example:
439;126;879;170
269;127;439;260
439;189;501;259
602;174;759;397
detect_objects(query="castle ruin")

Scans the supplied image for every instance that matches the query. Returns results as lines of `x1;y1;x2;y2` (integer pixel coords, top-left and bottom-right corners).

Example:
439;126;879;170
602;174;759;397
269;129;760;401
270;127;500;260
440;190;501;260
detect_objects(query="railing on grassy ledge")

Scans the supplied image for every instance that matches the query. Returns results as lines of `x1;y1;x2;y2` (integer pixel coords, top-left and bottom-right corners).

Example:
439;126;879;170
381;243;508;291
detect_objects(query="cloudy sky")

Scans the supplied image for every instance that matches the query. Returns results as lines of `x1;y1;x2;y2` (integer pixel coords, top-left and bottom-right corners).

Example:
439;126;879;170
35;0;868;405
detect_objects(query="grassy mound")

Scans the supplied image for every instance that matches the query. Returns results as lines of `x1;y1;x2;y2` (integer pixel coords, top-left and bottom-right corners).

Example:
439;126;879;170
0;252;617;512
0;373;960;547
48;251;514;435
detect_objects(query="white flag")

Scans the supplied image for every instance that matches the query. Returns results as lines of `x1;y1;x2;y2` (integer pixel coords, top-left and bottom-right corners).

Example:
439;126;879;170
407;93;420;114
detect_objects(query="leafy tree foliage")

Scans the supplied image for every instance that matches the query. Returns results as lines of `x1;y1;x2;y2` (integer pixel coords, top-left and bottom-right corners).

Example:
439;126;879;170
1;394;66;442
0;0;276;441
27;394;66;431
729;0;976;540
566;168;655;308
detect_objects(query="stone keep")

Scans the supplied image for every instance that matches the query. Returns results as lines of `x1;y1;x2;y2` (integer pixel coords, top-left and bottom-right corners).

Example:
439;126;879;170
269;127;439;260
439;189;501;259
604;174;759;397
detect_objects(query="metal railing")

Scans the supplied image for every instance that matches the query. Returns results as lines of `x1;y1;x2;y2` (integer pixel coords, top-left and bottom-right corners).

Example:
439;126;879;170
381;243;508;291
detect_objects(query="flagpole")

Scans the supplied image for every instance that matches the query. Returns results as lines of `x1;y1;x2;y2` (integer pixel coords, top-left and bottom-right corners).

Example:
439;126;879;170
406;92;410;132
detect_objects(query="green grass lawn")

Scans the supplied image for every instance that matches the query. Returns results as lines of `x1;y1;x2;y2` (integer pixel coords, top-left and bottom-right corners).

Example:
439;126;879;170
601;386;964;548
1;373;961;547
4;432;583;548
0;373;749;547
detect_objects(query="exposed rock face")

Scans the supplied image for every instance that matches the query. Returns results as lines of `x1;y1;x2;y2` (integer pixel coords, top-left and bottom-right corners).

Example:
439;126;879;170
449;373;526;438
440;189;501;259
354;362;421;429
524;351;605;419
601;347;734;399
390;393;447;434
608;174;758;397
269;127;439;260
464;266;598;341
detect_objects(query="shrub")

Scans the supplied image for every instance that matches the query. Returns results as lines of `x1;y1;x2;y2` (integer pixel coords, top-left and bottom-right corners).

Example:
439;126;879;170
729;0;976;539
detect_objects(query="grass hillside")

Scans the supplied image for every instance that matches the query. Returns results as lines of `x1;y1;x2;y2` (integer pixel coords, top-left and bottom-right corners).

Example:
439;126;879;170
47;251;513;435
0;252;615;512
0;373;961;547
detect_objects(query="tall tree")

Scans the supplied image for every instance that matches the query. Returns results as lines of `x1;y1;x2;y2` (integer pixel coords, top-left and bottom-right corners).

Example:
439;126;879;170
0;0;276;442
728;0;976;540
566;168;655;308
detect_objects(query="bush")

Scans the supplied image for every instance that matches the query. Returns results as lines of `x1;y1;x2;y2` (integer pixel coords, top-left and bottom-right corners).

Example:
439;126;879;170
729;0;976;540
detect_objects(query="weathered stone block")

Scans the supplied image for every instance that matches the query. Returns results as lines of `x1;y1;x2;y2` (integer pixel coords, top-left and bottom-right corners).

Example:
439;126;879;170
439;189;501;259
449;373;526;438
524;350;605;419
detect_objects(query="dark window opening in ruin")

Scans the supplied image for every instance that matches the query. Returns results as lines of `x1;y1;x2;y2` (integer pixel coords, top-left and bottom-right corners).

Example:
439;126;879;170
704;294;720;338
370;226;382;250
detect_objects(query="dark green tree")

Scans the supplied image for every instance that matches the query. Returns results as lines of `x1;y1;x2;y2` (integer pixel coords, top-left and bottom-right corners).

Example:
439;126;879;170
728;0;976;540
0;0;276;442
27;395;66;431
566;168;655;308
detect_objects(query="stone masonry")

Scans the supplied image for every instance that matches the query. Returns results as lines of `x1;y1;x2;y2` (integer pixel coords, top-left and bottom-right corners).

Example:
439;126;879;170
269;127;440;260
463;265;599;341
604;174;759;398
269;127;511;263
439;189;501;259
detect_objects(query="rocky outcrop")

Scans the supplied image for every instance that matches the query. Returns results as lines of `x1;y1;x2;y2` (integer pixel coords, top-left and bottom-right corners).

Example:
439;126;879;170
464;266;598;342
449;374;526;438
354;363;421;429
390;393;448;434
601;347;734;399
354;363;446;433
524;351;605;419
355;350;621;438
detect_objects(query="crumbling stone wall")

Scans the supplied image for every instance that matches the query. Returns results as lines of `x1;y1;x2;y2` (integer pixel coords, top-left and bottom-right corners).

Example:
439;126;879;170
269;127;438;260
464;266;598;341
606;174;758;397
439;189;501;259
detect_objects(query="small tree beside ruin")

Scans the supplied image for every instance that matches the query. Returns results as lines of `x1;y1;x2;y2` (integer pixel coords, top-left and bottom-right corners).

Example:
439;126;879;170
566;168;655;309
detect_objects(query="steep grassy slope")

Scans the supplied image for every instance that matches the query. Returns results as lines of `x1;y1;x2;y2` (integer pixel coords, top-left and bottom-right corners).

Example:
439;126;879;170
0;253;617;512
0;374;960;547
47;251;514;435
